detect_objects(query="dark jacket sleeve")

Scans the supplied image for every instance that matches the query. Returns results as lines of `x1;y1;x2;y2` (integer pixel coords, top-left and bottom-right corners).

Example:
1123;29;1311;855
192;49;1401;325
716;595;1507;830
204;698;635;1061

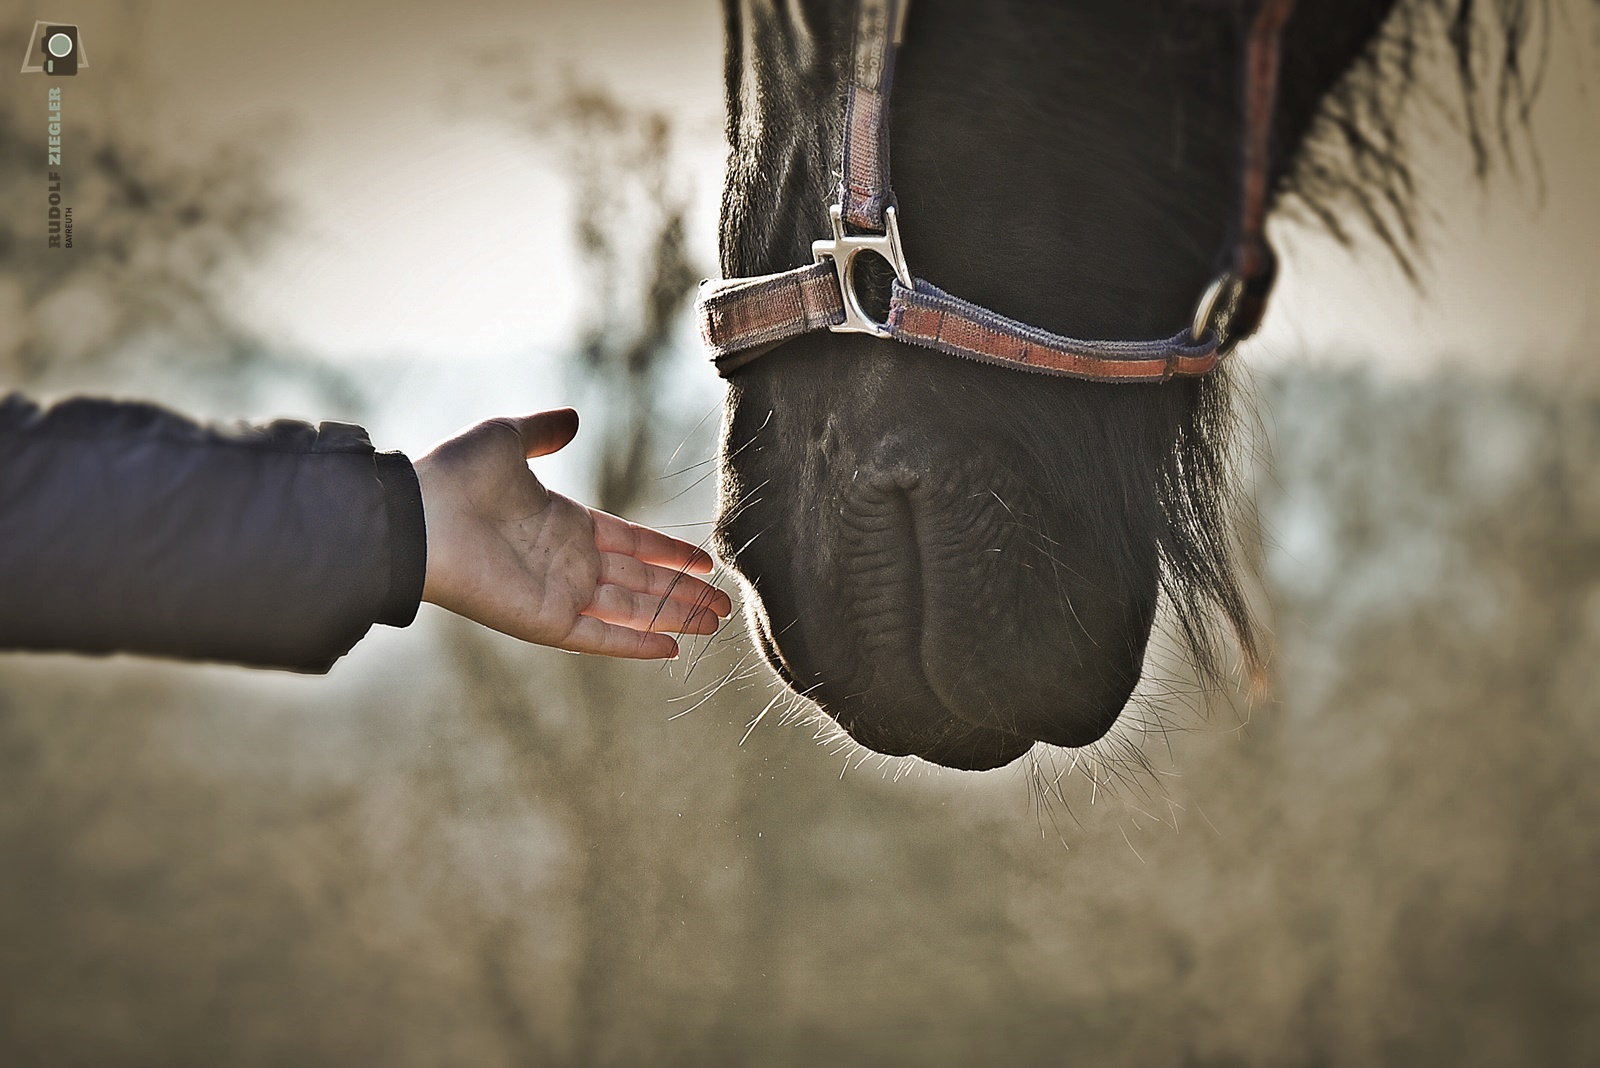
0;393;427;673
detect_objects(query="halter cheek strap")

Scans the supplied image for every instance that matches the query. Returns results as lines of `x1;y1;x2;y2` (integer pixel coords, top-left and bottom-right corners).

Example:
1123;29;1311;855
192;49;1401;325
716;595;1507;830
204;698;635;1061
699;0;1295;381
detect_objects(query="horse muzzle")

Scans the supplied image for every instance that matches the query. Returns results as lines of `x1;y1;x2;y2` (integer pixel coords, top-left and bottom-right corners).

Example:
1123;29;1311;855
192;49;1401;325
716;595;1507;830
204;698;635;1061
729;445;1155;770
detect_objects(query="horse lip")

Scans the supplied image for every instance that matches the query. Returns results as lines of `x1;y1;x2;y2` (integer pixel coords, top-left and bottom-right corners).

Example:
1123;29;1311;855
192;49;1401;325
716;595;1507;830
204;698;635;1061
813;472;1035;768
852;464;1135;751
813;674;1036;771
726;450;1084;770
743;601;1032;770
710;473;1026;769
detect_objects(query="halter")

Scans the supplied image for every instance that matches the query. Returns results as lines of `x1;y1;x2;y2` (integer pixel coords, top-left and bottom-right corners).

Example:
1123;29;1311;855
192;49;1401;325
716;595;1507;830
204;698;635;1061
698;0;1296;382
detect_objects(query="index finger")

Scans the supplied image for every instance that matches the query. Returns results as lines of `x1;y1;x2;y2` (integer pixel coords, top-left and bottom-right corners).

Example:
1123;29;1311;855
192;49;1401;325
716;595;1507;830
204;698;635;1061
590;509;715;574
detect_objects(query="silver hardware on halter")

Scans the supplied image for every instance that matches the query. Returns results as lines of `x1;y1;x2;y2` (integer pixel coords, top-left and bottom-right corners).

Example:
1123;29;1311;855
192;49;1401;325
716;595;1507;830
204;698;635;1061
1190;272;1244;345
813;204;913;338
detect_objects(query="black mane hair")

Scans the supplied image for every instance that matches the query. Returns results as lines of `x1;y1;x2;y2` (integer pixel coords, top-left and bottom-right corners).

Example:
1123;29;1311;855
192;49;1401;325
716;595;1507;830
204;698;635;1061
1285;0;1552;281
1182;0;1556;687
1185;1;1556;692
1141;0;1556;692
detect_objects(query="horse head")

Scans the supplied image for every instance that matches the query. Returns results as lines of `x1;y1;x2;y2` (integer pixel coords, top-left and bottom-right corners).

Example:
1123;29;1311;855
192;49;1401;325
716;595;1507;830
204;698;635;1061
712;0;1398;769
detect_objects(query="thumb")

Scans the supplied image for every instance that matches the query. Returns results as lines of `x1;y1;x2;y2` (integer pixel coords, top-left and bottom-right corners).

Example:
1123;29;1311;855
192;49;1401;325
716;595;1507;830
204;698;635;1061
508;408;580;459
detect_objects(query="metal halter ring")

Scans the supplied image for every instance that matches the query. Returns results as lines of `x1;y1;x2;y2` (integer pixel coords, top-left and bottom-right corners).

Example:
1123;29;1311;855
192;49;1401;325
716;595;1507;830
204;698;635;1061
812;204;914;338
1190;272;1243;345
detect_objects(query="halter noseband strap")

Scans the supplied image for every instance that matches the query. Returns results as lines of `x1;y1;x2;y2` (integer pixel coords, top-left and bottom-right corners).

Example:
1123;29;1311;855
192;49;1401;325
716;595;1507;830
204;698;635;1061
699;0;1295;382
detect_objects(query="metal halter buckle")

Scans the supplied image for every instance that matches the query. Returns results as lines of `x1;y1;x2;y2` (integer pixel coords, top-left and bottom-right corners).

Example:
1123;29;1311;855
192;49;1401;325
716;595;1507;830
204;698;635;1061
812;204;913;338
1190;272;1244;345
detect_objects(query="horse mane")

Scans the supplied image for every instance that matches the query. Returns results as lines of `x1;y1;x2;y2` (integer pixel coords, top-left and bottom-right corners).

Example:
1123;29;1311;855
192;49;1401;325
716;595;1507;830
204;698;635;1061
1176;0;1554;697
1086;0;1557;701
1285;0;1551;280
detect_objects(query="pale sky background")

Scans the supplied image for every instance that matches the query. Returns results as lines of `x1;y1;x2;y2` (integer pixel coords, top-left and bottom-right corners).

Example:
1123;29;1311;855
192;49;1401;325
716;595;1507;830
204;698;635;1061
9;0;1599;458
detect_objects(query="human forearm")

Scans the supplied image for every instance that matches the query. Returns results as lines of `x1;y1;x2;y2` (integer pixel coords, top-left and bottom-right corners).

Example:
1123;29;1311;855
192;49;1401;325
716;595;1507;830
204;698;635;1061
0;394;424;672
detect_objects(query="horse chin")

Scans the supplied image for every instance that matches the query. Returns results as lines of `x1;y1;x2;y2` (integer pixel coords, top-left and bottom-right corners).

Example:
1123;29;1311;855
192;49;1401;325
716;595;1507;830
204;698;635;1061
823;692;1038;773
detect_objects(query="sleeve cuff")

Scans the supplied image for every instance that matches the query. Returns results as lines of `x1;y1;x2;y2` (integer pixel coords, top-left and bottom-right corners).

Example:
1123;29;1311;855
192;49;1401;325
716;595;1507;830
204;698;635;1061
374;451;427;628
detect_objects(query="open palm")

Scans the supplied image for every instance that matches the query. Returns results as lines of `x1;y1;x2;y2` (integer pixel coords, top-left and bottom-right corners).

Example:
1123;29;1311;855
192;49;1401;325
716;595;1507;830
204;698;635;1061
414;409;730;659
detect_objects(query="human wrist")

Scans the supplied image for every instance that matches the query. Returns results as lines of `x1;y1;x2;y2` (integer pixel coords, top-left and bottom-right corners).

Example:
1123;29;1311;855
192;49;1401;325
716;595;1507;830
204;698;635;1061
374;451;427;627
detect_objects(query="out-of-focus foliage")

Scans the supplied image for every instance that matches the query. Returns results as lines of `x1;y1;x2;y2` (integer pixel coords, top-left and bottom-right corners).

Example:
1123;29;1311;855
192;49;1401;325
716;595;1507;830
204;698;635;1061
439;77;721;1065
486;61;703;515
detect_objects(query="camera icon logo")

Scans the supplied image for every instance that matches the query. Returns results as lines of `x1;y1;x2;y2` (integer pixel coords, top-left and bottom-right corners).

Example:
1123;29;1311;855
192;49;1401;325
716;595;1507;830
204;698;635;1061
41;24;77;76
18;20;85;76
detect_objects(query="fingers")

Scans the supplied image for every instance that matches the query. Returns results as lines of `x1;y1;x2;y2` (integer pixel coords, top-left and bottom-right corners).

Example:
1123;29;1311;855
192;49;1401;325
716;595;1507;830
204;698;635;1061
591;509;716;574
499;408;580;459
598;553;733;617
562;615;681;660
560;581;724;661
584;583;725;636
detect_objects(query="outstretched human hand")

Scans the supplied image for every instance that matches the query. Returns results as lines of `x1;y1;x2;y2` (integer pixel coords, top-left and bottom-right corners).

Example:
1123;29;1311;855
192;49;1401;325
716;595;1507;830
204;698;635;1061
414;409;731;659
